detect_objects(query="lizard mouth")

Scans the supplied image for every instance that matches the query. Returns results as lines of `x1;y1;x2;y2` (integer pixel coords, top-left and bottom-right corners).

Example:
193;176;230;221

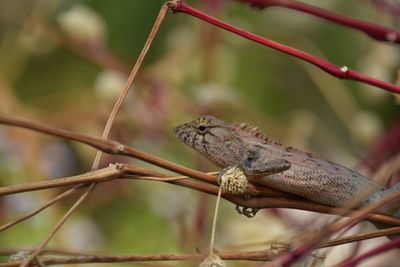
173;123;191;145
173;124;184;137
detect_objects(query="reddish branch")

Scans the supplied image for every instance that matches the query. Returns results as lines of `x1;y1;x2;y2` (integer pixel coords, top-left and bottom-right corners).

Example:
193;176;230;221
235;0;400;44
167;1;400;94
2;227;400;265
361;115;400;176
269;189;400;266
337;236;400;267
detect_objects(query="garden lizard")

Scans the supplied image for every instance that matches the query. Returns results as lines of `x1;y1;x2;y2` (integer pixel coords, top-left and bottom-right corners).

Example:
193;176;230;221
174;115;400;218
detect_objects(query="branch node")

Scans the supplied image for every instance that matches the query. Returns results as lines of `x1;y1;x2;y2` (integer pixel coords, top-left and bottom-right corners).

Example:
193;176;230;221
167;0;179;10
116;144;125;152
114;163;124;169
386;32;397;43
340;66;349;73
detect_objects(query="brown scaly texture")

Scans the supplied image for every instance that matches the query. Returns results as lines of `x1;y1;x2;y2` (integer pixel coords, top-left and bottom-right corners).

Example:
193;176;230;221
174;115;400;217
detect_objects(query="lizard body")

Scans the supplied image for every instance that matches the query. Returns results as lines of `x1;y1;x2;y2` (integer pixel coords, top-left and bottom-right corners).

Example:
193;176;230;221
174;115;400;217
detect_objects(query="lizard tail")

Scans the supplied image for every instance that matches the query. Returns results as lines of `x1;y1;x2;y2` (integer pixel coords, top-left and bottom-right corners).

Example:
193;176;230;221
388;183;400;193
372;183;400;240
382;183;400;218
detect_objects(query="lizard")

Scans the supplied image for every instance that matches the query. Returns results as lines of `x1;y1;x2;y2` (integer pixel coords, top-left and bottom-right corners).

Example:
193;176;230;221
174;115;400;218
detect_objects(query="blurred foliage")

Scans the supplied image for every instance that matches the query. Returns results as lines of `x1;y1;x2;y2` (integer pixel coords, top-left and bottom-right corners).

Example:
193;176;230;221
0;0;399;266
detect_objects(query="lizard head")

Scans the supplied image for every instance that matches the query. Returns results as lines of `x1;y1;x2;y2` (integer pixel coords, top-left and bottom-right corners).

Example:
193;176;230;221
174;115;246;167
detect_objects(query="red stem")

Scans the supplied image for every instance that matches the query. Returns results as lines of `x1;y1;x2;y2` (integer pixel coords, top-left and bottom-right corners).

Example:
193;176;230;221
170;1;400;94
361;115;400;175
235;0;400;44
336;236;400;267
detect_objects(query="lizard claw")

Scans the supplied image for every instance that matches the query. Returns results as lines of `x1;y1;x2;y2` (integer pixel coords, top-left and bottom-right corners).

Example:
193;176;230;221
235;205;244;214
235;205;259;218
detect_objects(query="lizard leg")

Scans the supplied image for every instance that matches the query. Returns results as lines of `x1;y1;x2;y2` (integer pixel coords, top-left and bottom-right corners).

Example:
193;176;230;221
235;205;259;218
217;166;259;217
229;158;290;218
242;158;291;176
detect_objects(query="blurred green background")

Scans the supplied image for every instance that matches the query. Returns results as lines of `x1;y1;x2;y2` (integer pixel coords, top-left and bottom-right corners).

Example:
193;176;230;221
0;0;399;266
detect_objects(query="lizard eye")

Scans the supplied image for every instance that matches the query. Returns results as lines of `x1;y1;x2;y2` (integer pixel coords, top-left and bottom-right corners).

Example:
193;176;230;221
198;125;207;132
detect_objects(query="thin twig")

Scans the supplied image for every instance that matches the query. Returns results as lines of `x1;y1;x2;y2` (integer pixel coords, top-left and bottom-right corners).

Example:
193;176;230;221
0;248;92;256
17;4;172;267
20;183;96;267
269;189;400;266
16;4;172;265
0;185;84;232
209;187;223;255
0;119;398;226
222;226;400;251
91;2;170;170
169;1;400;94
121;168;400;226
328;191;400;236
336;236;400;267
0;165;123;196
3;248;288;266
319;226;400;248
314;152;400;233
235;0;400;44
2;227;400;264
0;113;291;197
361;115;400;176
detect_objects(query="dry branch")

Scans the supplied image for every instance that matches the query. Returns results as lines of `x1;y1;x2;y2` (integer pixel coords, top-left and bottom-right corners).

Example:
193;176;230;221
2;226;400;265
0;186;84;232
0;165;123;196
337;236;400;266
17;3;173;265
319;226;400;248
1;114;400;227
270;189;400;266
1;1;398;265
20;184;96;267
0;113;289;197
1;248;288;266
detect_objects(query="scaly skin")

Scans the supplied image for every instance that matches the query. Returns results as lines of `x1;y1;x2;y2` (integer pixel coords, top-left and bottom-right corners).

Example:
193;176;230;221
174;115;400;217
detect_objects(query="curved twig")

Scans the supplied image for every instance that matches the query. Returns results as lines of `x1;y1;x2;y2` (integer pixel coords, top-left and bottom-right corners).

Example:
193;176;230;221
235;0;400;44
168;0;400;94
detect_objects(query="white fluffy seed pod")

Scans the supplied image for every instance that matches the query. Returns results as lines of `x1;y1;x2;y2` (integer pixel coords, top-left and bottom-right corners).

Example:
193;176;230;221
217;166;248;195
